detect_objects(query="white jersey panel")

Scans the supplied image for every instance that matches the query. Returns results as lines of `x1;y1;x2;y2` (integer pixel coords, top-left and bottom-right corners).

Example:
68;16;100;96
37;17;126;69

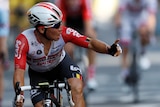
22;28;66;72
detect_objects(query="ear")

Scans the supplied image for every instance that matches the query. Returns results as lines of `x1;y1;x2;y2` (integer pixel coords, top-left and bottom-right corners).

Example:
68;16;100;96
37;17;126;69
37;26;45;34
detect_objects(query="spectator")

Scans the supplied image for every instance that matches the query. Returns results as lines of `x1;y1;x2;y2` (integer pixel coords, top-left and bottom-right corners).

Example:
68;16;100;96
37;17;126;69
0;0;10;106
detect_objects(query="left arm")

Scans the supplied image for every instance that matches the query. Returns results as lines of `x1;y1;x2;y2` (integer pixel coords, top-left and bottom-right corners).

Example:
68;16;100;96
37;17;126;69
62;27;122;56
88;38;122;56
88;38;110;53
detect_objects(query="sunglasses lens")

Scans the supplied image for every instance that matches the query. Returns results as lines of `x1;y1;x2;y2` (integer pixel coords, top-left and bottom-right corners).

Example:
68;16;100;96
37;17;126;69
52;22;61;28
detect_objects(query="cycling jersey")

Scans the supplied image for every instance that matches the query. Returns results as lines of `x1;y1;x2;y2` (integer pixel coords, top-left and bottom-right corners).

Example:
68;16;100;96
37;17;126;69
14;26;89;72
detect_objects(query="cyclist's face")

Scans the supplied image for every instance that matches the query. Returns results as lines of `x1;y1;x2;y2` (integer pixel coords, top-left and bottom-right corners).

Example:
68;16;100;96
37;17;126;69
37;22;62;41
46;26;62;41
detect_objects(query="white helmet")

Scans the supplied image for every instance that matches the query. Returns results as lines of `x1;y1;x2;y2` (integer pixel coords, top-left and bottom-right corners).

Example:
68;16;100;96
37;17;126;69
27;2;63;28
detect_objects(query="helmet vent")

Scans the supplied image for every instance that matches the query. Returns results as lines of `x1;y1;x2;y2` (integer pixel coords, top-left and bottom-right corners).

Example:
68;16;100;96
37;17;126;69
51;14;58;20
52;8;60;17
28;14;40;25
27;2;62;27
32;14;40;20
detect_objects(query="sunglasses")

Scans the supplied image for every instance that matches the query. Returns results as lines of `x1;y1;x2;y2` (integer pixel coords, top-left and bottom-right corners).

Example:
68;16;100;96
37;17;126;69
52;22;61;29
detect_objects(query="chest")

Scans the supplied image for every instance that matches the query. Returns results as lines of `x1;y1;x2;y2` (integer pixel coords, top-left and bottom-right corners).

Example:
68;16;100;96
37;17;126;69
27;36;65;58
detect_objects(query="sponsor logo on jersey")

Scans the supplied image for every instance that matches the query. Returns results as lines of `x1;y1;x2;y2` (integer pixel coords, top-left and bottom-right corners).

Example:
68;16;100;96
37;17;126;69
66;28;83;38
37;50;42;55
15;40;25;59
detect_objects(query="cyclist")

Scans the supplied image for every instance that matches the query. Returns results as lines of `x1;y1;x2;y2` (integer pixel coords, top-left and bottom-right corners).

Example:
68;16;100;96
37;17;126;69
115;0;157;85
55;0;98;90
13;2;122;107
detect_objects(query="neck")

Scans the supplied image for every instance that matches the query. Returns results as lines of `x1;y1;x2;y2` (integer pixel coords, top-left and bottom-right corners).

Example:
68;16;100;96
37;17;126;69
34;30;52;44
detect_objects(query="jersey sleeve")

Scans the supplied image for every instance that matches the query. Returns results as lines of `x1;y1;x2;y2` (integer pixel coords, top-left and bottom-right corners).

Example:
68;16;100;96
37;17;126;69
14;34;29;70
61;26;89;48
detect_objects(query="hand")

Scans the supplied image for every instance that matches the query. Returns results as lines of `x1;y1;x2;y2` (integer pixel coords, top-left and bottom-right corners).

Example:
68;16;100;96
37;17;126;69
13;94;25;107
108;39;122;57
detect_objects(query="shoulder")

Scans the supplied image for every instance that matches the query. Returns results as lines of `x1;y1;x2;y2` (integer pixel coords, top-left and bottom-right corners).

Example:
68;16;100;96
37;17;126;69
61;26;81;37
61;26;83;42
21;28;35;36
17;28;35;40
61;26;73;41
16;28;35;46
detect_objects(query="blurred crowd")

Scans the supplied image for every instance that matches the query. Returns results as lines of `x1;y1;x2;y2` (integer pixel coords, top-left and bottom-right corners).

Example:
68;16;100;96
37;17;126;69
9;0;160;41
10;0;48;34
9;0;119;35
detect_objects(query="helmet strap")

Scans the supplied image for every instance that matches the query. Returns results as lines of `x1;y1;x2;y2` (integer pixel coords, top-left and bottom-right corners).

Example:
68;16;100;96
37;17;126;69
43;28;51;40
36;27;51;40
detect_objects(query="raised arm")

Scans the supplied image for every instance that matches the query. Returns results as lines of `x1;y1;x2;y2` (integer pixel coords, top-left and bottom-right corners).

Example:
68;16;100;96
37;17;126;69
88;38;122;56
62;27;122;56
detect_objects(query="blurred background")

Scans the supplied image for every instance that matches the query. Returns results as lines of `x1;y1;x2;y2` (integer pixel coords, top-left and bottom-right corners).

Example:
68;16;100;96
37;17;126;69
3;0;160;107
